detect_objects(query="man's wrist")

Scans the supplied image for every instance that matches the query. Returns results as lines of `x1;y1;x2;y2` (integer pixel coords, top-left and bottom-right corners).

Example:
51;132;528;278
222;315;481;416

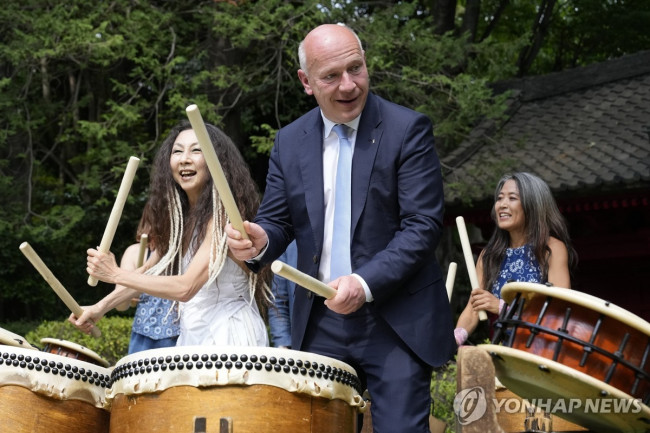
351;273;373;302
246;241;269;264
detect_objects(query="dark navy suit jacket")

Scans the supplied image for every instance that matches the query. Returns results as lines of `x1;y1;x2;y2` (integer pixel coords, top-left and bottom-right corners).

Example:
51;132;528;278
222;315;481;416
254;92;456;367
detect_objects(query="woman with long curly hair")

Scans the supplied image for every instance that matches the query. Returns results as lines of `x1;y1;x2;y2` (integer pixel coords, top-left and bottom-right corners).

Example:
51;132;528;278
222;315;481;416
454;172;577;345
71;120;271;346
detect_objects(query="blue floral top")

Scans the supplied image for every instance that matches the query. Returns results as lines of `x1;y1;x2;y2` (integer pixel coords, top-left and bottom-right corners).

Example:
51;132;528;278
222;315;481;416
131;294;180;340
492;244;542;299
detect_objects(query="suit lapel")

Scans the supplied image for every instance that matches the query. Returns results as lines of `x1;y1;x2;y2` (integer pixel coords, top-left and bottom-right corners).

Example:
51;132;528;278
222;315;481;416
299;116;325;250
296;95;382;249
352;94;382;234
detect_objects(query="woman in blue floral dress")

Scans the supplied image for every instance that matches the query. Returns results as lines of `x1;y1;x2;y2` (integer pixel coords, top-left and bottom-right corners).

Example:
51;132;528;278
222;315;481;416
121;207;181;353
454;172;577;345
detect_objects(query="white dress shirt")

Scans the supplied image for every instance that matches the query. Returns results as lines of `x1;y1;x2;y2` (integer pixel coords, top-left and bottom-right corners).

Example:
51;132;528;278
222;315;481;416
319;113;373;302
251;112;373;302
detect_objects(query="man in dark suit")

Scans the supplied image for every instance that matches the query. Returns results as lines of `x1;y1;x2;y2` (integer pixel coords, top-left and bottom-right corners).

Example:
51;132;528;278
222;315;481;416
227;23;455;432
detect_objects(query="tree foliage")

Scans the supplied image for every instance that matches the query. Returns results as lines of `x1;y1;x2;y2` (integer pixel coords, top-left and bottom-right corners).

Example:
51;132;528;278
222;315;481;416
0;0;647;321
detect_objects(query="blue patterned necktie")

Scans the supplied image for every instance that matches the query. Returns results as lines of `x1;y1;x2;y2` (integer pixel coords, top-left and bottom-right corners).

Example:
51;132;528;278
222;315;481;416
330;124;352;280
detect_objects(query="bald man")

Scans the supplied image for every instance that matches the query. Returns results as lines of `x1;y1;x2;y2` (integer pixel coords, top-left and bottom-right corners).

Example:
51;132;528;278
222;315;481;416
227;24;455;432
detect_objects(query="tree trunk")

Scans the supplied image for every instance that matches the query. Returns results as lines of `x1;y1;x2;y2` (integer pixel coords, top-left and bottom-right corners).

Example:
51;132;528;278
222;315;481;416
479;0;510;42
433;0;457;35
517;0;557;76
460;0;481;42
40;57;50;103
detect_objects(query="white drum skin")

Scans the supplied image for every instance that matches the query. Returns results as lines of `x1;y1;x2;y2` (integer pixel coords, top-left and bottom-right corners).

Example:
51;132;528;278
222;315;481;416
0;345;111;433
107;346;366;433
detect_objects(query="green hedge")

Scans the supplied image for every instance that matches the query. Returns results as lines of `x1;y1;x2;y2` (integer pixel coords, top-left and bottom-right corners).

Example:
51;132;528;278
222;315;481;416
431;359;457;433
0;320;41;339
23;316;132;365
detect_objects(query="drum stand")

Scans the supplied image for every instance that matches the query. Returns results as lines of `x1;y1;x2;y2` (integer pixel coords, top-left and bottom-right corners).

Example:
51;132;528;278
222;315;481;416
456;346;592;432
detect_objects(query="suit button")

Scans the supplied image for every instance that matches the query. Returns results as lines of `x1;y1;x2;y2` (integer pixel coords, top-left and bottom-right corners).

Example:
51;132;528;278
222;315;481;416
313;255;318;264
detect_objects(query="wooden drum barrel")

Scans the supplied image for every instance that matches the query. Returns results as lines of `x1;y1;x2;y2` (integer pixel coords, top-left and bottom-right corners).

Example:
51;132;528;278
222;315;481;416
0;344;111;433
482;282;650;433
107;346;366;433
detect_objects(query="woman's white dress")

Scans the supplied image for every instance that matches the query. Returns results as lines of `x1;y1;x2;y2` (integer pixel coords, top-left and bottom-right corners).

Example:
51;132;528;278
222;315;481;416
176;255;268;347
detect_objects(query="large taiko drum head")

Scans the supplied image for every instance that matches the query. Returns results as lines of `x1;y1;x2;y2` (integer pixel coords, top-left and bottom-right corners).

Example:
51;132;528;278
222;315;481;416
107;346;366;433
41;337;110;368
481;344;650;433
0;345;111;433
0;327;38;351
484;282;650;433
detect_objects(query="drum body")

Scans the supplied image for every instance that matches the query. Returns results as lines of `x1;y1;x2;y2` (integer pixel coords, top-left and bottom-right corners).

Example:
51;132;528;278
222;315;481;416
493;282;650;402
107;346;366;433
41;337;110;367
0;345;111;433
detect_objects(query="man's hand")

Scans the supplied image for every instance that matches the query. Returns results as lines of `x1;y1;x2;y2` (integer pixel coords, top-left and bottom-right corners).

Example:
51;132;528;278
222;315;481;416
225;221;269;261
324;275;366;314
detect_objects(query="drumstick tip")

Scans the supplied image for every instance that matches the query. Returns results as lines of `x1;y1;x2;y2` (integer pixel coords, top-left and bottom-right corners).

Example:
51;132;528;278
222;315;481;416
271;260;283;273
19;241;30;250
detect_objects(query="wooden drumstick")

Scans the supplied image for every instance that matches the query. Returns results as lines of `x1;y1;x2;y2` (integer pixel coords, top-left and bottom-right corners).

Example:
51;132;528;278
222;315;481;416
446;262;457;302
88;156;140;286
185;104;249;240
456;216;488;321
271;260;337;299
136;234;148;268
20;242;102;338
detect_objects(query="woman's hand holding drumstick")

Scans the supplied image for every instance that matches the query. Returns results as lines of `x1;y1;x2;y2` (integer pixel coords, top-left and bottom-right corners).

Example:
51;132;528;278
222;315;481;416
20;242;102;338
456;216;488;321
186;104;248;240
88;156;140;286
